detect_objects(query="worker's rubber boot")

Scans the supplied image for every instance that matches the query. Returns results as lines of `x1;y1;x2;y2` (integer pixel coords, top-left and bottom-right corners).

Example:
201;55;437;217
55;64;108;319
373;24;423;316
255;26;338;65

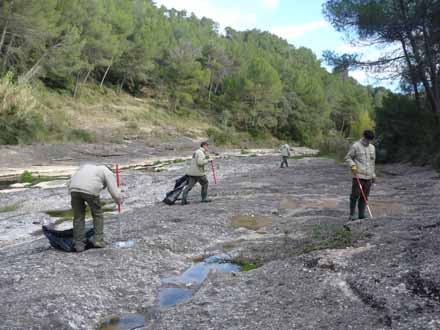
91;203;105;248
181;191;189;205
201;191;211;203
349;197;357;221
358;200;367;219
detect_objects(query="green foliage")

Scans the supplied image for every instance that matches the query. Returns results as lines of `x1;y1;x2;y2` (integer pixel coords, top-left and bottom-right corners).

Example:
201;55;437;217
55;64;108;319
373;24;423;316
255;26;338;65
317;133;350;162
303;224;360;253
0;75;46;144
0;1;381;146
67;129;96;143
20;170;34;183
375;93;439;164
0;203;20;213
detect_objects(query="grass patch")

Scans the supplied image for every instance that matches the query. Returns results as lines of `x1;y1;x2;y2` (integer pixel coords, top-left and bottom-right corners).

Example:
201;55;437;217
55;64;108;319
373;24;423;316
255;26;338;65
0;203;20;213
302;223;363;254
20;170;34;183
19;171;69;185
232;256;263;272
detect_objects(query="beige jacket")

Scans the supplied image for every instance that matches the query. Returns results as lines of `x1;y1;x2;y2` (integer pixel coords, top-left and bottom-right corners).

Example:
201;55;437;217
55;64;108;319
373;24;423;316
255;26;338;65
345;140;376;180
69;164;122;203
280;144;291;157
185;148;209;177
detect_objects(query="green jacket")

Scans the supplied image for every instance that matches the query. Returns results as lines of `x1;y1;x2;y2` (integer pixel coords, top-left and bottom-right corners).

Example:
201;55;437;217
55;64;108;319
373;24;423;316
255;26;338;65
279;144;291;157
69;164;122;203
185;148;209;176
345;140;376;180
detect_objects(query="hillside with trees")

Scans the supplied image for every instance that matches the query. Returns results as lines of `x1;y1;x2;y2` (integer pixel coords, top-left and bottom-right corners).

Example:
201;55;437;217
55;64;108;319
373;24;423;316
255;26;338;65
0;0;383;148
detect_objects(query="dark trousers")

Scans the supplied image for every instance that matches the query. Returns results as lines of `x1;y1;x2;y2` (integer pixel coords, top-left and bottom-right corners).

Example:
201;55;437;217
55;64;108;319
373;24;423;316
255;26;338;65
182;175;208;201
280;156;289;168
71;192;103;250
350;178;372;219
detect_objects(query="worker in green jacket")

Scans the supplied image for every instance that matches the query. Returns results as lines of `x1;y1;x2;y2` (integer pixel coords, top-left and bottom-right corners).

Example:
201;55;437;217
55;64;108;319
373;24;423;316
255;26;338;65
279;143;291;168
345;130;376;220
69;164;122;252
181;142;212;205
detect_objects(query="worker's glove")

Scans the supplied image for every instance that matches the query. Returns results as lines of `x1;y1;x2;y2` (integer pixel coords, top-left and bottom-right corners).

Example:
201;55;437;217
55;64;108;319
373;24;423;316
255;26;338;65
351;165;358;175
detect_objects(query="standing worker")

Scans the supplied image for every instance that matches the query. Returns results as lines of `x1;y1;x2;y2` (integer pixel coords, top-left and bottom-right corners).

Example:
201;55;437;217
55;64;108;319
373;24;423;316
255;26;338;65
279;143;291;168
181;142;212;205
69;164;123;252
345;130;376;220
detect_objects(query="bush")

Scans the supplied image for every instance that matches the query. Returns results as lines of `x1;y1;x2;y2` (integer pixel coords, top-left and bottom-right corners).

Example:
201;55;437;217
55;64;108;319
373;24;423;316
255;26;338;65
20;170;34;183
317;133;350;162
0;74;46;144
67;128;96;143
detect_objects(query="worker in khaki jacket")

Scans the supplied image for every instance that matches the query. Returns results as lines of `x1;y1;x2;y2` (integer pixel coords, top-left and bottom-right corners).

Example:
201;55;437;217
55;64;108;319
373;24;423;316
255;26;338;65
181;142;212;205
279;143;291;168
69;164;122;252
345;130;376;220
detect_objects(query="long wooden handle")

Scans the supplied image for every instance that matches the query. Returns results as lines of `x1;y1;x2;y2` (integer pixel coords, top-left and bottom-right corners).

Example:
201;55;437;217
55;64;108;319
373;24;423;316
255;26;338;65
210;160;217;184
116;164;121;213
356;177;373;219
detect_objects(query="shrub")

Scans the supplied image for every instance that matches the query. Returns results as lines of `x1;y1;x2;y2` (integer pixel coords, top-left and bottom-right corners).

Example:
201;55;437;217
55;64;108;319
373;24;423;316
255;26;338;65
0;73;46;144
67;128;96;143
20;170;34;183
317;133;350;162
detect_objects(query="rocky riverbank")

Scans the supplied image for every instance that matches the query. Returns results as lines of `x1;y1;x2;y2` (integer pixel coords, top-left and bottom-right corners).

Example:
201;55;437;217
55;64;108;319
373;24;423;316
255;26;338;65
0;146;439;330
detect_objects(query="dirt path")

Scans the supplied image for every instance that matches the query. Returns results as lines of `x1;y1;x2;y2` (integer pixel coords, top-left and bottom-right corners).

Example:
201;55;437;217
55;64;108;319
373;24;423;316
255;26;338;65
0;151;439;330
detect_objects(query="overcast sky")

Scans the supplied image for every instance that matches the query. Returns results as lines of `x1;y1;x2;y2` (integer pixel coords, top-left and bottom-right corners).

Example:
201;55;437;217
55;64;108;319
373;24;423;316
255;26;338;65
154;0;397;88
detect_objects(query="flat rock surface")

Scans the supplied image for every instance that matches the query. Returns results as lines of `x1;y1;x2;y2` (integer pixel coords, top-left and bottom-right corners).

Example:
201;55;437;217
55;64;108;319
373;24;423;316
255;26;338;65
0;150;439;330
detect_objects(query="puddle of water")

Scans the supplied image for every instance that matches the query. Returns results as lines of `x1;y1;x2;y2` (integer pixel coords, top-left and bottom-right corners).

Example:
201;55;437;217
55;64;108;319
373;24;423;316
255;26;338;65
45;201;116;220
231;215;272;230
0;175;70;191
369;200;405;216
162;261;240;286
113;240;136;249
0;179;20;191
280;198;340;210
159;255;240;308
159;288;193;307
98;313;145;330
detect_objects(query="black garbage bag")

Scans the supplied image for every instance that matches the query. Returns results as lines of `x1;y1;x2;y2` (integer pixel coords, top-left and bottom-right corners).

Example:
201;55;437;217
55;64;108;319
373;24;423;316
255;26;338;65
163;175;188;205
42;225;95;252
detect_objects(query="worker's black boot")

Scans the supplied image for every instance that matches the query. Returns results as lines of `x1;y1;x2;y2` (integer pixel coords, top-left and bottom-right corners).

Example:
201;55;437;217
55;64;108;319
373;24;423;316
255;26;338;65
349;197;357;221
181;191;189;205
201;191;211;203
358;200;366;219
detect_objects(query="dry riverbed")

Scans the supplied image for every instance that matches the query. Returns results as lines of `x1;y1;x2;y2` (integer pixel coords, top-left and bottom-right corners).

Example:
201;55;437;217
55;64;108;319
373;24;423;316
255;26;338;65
0;144;439;330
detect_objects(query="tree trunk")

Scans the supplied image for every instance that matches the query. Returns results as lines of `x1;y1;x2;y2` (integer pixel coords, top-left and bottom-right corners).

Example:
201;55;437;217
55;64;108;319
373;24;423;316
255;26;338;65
1;34;14;72
0;23;8;54
73;71;80;97
208;71;213;109
398;0;439;122
399;36;422;111
118;76;126;93
83;68;92;84
100;62;112;88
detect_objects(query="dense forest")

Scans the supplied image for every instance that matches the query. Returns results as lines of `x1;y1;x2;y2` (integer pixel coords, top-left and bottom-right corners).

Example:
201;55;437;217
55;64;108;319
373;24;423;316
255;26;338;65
5;0;439;168
0;0;386;148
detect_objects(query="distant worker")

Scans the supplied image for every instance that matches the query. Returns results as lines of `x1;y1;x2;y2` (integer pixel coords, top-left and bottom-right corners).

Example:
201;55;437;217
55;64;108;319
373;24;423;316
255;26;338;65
345;130;376;220
279;143;291;168
181;142;212;205
69;164;122;252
